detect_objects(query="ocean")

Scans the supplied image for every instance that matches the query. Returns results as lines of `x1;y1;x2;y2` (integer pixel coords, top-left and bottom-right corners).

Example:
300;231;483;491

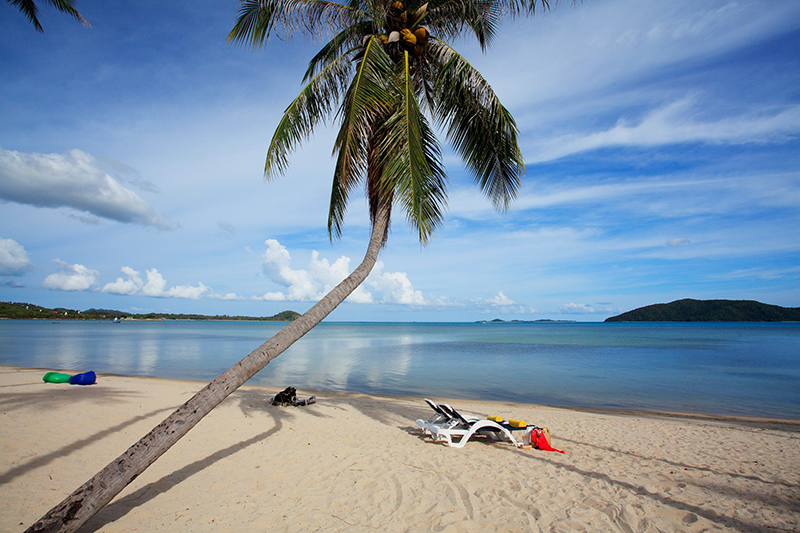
1;320;798;420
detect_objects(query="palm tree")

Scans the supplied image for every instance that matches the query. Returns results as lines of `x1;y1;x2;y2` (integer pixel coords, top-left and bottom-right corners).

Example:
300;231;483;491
8;0;89;32
27;0;551;530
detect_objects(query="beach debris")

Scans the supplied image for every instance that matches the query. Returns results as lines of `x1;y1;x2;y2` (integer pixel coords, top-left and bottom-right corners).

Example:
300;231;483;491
270;386;316;407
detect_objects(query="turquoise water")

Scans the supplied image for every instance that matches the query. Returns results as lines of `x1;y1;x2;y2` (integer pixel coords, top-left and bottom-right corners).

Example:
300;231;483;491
1;320;798;420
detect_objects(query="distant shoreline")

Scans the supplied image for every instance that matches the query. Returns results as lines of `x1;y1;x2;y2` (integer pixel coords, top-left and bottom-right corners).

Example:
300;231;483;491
477;319;577;324
0;301;300;322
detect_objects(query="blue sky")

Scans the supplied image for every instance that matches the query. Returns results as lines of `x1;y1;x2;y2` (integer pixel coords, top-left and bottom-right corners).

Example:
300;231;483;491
1;0;798;321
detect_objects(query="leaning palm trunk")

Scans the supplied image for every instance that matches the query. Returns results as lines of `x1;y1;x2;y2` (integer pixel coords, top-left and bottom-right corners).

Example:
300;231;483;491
27;204;391;533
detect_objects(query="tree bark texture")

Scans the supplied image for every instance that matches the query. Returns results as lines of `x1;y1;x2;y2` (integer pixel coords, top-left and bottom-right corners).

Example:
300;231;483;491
27;204;391;533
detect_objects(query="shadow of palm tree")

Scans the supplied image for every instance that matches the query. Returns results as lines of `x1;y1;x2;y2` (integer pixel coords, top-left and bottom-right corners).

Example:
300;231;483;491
0;406;177;485
0;384;141;413
78;387;303;531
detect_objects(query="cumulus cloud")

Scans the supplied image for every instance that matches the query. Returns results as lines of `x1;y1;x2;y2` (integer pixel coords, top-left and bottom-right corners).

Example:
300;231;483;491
257;239;425;305
473;291;518;307
101;266;144;295
486;291;516;306
42;259;99;291
101;266;208;299
0;148;172;229
367;262;427;305
0;237;34;276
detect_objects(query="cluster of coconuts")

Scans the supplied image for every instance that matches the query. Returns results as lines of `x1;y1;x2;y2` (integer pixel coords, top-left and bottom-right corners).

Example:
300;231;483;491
376;1;429;58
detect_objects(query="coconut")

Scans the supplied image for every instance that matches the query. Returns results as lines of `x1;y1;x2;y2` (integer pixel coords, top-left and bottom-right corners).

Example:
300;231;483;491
400;28;417;48
411;44;425;58
413;26;428;45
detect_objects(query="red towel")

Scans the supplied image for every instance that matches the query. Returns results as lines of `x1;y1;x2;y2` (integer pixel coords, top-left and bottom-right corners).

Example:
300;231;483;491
533;429;565;453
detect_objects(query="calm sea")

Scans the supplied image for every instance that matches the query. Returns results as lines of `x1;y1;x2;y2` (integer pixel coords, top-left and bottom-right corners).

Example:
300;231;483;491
1;320;798;420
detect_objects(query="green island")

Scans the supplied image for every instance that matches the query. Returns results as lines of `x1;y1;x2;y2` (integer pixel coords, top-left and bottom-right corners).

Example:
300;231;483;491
0;301;300;322
605;298;800;322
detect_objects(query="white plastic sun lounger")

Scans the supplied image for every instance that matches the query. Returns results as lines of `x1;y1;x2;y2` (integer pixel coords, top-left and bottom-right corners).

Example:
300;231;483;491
416;401;532;448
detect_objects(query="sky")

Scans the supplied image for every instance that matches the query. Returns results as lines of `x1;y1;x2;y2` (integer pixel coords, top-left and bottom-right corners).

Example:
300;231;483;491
1;0;798;322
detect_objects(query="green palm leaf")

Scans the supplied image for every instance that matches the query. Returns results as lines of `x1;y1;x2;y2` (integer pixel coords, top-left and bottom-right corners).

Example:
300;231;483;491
232;0;547;240
10;0;89;32
376;51;446;243
428;39;523;211
328;35;396;239
264;50;354;179
304;21;376;82
228;0;365;48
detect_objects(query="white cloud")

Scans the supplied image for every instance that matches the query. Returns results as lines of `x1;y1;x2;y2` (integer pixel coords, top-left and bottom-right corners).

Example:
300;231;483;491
42;259;99;291
488;0;800;109
143;269;208;299
101;266;208;299
260;239;326;302
101;266;144;295
366;262;427;305
0;148;172;229
559;302;615;315
486;291;516;306
208;292;245;301
472;291;523;314
258;239;426;305
559;303;596;314
527;100;800;162
142;268;168;297
0;237;34;276
163;281;209;299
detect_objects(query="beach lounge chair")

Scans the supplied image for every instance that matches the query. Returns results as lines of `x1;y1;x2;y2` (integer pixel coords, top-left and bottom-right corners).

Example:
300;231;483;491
421;398;450;424
415;401;534;449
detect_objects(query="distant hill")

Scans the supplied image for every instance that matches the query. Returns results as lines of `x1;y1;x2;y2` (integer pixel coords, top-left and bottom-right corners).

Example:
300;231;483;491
0;302;300;322
605;299;800;322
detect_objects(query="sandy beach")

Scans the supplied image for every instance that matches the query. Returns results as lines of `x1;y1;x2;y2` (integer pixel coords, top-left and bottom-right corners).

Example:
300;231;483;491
1;366;798;532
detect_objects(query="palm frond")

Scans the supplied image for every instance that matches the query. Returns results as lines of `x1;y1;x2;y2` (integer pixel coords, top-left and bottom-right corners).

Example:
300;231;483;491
428;39;523;211
304;20;376;82
375;51;447;243
327;36;396;239
11;0;89;32
426;0;549;49
228;0;366;48
264;51;354;179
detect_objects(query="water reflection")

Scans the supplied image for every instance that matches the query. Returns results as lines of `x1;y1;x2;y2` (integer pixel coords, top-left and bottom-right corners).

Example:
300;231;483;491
1;321;798;419
257;331;416;393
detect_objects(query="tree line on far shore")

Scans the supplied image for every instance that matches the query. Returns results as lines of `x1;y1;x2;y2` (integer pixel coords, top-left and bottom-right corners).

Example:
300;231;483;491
0;301;300;322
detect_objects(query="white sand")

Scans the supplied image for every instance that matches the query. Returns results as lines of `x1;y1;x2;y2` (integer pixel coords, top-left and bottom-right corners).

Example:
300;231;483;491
1;366;799;532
